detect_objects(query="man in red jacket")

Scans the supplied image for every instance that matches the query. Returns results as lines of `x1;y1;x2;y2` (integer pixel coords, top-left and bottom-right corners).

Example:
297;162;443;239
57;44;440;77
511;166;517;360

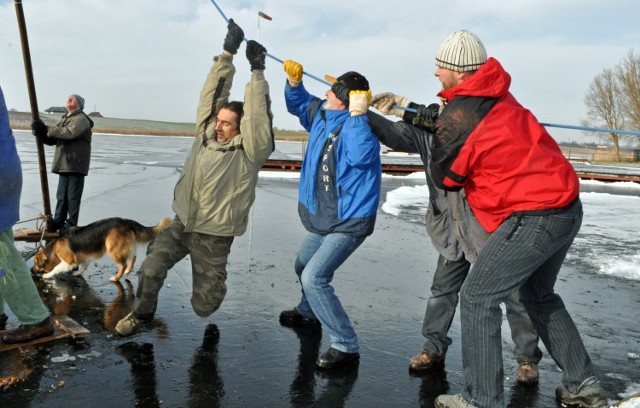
376;30;607;408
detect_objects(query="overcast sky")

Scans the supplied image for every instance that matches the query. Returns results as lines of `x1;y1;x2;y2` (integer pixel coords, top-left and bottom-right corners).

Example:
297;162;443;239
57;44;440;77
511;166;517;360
1;0;639;142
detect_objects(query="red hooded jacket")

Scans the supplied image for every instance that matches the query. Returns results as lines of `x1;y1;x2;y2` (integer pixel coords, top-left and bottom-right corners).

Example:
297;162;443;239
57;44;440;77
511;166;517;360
430;57;579;233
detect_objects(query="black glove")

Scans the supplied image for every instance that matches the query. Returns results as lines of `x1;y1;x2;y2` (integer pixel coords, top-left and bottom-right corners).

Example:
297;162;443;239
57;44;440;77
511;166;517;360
223;18;244;55
31;119;48;138
246;40;266;71
412;103;440;128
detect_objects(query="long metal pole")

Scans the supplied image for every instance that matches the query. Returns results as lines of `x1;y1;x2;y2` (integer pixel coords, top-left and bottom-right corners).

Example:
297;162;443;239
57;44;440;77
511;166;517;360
14;0;54;232
209;0;330;86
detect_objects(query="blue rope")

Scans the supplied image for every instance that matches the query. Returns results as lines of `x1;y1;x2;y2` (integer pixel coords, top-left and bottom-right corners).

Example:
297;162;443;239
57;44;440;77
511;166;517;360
394;105;640;136
209;0;330;86
209;0;639;137
539;123;640;136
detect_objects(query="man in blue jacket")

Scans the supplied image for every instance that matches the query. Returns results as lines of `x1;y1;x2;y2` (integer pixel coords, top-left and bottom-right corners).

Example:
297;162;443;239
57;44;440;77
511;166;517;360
279;60;382;369
0;85;54;344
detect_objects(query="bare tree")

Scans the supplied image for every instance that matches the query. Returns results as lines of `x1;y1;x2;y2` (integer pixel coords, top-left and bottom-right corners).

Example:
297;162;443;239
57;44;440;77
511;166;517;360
582;68;625;161
617;50;640;134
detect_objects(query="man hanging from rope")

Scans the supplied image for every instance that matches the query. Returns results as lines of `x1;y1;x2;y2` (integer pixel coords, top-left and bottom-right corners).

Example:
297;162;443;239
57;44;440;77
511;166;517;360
115;19;275;337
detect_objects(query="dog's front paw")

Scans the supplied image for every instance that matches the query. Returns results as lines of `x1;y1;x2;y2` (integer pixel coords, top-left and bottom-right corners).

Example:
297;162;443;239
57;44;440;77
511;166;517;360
42;272;56;280
109;276;120;282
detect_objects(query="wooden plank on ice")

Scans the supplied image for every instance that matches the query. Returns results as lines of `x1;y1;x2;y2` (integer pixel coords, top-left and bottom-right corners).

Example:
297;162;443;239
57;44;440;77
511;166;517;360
0;315;90;353
13;228;58;242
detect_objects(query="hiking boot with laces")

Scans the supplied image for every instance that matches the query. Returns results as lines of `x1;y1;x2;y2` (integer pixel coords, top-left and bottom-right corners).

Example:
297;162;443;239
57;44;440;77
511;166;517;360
409;350;445;372
1;316;54;344
556;379;608;407
435;393;478;408
517;361;539;383
115;312;143;337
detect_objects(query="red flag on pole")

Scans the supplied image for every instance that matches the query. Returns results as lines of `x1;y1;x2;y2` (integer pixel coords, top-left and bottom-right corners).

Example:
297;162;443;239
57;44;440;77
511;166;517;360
258;11;272;21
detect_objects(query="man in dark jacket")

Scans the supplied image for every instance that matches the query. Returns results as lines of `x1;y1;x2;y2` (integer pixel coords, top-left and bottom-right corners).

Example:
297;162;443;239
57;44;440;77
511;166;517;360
375;30;607;408
279;60;381;369
366;102;542;384
32;94;93;233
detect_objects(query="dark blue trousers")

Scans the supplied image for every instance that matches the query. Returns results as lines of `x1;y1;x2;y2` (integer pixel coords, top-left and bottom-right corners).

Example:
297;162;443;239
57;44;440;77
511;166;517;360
53;173;85;230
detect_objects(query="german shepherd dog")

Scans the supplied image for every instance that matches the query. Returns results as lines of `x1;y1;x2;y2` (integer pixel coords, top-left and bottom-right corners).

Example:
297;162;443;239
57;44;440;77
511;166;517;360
31;217;172;282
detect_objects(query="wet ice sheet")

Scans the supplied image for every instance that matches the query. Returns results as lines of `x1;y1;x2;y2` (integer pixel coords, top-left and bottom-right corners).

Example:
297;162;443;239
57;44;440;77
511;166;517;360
4;132;639;407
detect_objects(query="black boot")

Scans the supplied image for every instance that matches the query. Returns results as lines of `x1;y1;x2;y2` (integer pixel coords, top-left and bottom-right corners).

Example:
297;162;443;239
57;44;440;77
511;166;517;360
316;347;359;369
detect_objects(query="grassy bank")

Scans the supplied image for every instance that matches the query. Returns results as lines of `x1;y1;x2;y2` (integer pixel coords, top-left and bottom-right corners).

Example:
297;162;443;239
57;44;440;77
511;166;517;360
9;111;309;141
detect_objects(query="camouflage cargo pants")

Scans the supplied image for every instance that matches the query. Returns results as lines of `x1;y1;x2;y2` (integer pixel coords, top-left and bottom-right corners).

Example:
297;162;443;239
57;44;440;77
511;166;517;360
132;218;234;320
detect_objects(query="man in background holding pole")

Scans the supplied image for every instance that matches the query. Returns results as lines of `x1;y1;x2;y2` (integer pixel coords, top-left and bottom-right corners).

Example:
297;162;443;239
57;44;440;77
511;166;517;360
31;94;93;234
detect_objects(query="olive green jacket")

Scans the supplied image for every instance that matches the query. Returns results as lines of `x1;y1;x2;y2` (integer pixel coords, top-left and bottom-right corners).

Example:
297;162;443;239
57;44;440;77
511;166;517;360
45;109;93;175
173;54;274;236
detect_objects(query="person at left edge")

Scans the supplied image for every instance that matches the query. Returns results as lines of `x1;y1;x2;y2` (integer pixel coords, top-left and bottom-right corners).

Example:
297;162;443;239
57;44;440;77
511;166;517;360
115;19;275;337
31;94;93;234
279;60;382;369
1;85;55;344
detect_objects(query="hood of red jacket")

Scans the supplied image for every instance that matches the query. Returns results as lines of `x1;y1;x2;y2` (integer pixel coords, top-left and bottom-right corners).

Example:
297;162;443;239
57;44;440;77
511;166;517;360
438;57;511;102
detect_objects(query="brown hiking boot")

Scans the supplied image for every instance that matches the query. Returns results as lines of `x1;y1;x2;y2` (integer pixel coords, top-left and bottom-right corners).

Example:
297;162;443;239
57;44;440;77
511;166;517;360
115;312;143;337
435;394;478;408
1;316;54;344
409;350;445;372
517;361;539;383
556;379;608;407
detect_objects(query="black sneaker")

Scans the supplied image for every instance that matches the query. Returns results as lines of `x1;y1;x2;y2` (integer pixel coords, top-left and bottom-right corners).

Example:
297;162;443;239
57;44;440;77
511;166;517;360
556;379;608;407
279;309;320;328
0;313;7;331
316;347;359;369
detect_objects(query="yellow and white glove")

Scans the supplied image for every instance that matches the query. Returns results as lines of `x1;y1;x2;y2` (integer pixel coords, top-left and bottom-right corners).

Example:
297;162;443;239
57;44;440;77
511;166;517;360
283;59;303;86
371;92;410;118
349;90;372;116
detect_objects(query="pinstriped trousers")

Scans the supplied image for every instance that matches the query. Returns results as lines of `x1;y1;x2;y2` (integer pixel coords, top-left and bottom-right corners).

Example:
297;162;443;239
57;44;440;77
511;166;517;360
459;198;595;408
422;255;542;364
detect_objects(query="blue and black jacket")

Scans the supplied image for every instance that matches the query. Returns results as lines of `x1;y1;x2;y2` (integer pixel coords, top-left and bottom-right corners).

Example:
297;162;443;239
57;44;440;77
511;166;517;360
285;81;381;237
0;86;22;232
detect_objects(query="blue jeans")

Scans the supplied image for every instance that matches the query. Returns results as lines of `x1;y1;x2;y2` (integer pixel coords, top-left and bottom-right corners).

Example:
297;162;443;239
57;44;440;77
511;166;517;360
459;198;595;408
294;232;365;354
422;255;541;364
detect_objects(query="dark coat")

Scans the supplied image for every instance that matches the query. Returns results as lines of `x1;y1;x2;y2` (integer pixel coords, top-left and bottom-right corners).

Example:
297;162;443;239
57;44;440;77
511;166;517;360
46;109;93;175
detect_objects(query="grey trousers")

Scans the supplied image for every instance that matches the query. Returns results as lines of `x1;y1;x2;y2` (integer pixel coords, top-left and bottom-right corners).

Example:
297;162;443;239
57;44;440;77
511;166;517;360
132;218;234;320
422;254;542;364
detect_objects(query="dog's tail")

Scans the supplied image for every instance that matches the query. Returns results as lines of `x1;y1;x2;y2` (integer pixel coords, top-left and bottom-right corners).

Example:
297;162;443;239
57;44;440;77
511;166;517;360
135;218;172;243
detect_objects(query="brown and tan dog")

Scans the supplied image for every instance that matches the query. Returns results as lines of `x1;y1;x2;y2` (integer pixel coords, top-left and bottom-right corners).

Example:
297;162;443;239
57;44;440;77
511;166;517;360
31;217;172;282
